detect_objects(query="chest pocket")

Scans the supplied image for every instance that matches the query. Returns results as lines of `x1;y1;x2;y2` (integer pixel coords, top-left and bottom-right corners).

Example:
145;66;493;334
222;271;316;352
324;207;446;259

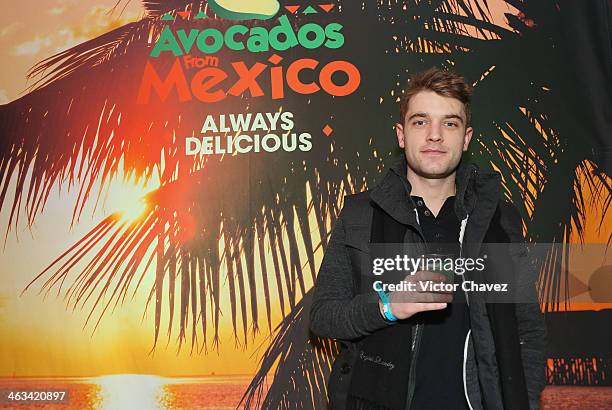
344;224;370;252
344;224;371;294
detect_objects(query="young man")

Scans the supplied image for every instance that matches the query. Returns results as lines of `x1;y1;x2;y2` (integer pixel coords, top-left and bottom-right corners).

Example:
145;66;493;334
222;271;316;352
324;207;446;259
310;68;546;409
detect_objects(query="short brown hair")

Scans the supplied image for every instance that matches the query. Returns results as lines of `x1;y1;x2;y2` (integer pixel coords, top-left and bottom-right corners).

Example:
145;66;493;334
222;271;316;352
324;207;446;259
399;67;472;125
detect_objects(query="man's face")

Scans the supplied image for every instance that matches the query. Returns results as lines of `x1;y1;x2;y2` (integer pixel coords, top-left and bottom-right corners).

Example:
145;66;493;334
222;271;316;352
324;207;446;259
396;90;473;179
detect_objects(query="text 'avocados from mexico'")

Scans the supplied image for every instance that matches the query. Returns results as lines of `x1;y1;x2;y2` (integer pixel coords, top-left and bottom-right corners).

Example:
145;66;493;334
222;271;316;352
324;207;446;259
138;14;361;103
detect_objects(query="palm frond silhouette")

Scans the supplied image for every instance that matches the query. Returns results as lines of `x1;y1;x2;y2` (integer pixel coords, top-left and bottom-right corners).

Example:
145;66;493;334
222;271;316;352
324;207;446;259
240;290;338;409
2;0;610;407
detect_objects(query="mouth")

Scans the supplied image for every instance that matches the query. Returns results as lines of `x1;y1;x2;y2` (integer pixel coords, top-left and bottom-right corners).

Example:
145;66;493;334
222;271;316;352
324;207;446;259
421;148;446;155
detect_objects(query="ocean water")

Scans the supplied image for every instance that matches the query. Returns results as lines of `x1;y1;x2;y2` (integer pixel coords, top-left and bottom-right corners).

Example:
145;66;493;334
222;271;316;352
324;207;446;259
1;376;610;409
0;375;252;409
541;386;612;410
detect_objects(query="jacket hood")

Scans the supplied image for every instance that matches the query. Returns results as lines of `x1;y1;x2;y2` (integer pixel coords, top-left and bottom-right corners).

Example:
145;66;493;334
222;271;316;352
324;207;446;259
369;156;501;225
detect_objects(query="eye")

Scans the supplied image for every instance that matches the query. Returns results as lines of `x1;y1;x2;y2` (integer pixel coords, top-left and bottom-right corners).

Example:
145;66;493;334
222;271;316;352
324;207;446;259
445;121;459;128
413;120;426;126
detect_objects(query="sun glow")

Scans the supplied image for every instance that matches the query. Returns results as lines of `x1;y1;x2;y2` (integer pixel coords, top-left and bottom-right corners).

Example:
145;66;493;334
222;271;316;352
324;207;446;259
105;164;160;223
118;197;149;223
93;374;166;410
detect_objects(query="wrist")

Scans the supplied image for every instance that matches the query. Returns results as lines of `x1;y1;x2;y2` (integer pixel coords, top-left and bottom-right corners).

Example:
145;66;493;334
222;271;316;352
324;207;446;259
377;290;398;322
378;299;386;319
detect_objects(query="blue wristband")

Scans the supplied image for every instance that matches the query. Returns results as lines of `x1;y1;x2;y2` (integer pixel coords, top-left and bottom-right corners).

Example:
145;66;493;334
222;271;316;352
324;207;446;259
377;289;398;322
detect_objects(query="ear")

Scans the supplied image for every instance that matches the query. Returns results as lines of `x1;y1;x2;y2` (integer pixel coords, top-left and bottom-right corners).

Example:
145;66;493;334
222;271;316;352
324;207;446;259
462;126;473;151
395;123;405;149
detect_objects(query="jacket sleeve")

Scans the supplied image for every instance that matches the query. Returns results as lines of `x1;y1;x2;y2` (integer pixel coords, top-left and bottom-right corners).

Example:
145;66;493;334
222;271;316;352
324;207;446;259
502;202;548;409
309;203;392;341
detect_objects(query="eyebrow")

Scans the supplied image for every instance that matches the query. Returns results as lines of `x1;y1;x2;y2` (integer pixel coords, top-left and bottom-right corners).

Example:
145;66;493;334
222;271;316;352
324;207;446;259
407;112;465;124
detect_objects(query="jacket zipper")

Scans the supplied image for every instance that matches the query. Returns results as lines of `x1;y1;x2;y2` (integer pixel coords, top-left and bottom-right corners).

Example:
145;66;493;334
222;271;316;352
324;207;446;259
405;322;423;410
404;204;426;410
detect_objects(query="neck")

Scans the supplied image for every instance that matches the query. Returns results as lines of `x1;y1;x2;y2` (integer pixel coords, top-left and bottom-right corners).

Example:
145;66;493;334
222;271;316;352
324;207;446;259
407;169;456;217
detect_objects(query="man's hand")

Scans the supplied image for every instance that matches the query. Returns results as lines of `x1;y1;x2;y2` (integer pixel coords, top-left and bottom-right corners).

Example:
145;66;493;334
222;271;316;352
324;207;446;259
379;270;453;320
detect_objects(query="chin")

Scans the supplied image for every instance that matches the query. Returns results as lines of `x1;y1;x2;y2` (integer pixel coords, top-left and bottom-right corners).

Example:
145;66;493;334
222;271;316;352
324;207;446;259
415;165;454;179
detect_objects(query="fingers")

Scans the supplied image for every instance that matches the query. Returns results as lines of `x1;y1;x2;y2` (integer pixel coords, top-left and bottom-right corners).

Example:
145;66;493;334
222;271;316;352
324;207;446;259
411;270;449;283
390;289;453;303
413;302;448;312
387;270;455;315
388;301;449;320
417;292;453;303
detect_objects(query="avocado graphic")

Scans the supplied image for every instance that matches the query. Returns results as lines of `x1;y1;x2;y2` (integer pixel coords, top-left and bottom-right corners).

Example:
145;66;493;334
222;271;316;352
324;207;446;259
208;0;280;20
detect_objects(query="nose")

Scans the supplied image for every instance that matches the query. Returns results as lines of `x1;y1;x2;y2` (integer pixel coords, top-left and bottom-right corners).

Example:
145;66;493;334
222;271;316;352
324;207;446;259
426;121;443;142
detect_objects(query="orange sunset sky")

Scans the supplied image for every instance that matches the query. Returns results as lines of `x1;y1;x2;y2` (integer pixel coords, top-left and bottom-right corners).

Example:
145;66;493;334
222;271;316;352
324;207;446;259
0;0;610;378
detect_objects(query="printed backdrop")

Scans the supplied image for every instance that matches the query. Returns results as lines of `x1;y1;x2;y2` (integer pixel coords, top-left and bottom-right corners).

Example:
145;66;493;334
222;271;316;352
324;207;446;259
0;0;611;408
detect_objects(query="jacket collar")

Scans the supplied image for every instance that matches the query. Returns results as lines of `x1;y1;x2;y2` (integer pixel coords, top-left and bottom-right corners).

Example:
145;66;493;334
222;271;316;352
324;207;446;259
369;156;501;226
